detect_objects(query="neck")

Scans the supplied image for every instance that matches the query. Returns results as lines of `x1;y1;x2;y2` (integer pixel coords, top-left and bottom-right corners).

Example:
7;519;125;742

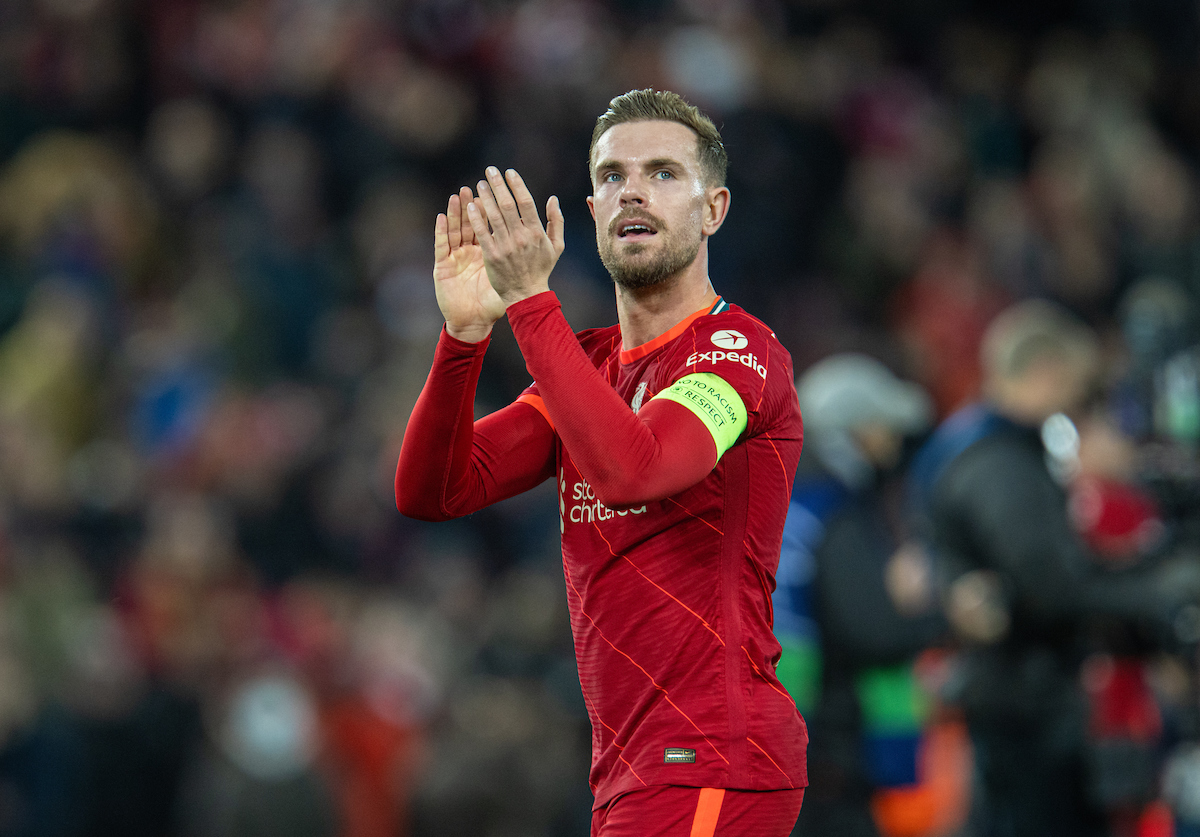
614;252;717;350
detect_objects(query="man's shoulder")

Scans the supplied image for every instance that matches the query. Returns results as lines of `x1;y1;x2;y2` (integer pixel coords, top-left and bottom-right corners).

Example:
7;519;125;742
719;304;779;333
689;305;783;345
672;305;796;390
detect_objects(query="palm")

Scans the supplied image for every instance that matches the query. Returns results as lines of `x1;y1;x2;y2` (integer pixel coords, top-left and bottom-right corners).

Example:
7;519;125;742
434;237;505;327
433;189;506;337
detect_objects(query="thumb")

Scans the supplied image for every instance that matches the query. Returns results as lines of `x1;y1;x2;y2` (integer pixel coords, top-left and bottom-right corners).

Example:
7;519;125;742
546;195;565;257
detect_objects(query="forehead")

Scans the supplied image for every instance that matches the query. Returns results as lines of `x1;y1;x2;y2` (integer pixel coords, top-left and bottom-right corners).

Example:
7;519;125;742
591;120;700;171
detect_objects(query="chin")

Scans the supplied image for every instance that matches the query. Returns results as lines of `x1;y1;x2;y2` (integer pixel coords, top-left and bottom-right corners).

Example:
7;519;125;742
600;233;700;290
613;273;674;291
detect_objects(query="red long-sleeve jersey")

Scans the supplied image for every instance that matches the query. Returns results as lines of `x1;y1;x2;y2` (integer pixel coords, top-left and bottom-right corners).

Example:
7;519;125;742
396;292;807;808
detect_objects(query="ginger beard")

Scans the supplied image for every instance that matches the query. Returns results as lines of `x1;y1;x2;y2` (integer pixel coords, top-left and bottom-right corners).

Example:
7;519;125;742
597;208;704;290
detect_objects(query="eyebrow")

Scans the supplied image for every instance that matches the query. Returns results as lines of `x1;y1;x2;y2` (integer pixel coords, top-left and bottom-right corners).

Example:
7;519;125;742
645;157;683;170
594;156;686;175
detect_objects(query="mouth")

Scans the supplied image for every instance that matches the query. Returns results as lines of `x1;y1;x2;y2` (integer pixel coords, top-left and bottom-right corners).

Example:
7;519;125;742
614;217;659;242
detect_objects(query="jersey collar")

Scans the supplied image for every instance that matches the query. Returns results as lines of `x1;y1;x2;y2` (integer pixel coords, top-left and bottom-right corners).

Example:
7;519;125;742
618;296;727;364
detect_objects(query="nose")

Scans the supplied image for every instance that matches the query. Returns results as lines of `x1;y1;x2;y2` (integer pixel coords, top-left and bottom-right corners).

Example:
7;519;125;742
618;177;647;207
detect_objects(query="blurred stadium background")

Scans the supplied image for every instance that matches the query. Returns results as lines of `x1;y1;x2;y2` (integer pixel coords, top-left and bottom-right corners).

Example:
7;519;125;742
0;0;1198;835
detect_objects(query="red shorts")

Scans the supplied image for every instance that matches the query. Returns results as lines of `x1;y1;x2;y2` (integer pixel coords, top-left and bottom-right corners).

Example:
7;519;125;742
591;786;805;837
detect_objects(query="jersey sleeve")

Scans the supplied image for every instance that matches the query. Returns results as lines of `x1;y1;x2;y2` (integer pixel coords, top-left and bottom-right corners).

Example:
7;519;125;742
505;292;722;508
664;312;800;442
394;327;556;521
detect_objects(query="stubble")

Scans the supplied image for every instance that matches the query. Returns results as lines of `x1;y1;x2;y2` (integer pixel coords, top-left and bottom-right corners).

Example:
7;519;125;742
598;213;702;291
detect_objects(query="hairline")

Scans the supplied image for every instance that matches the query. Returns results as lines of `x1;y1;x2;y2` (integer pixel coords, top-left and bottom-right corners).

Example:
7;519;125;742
589;117;724;189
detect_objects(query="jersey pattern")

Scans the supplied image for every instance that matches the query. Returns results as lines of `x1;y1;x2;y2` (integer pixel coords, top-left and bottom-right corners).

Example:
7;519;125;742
523;299;808;809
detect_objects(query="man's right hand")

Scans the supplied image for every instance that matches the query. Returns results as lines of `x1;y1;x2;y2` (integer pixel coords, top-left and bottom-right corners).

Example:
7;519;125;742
434;186;507;343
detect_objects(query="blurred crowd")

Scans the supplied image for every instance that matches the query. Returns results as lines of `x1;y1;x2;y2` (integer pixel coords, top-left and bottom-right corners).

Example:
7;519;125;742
0;0;1199;835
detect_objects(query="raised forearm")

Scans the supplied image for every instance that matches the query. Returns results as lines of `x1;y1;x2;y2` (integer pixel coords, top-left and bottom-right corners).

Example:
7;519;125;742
507;292;715;507
395;330;490;520
396;330;555;520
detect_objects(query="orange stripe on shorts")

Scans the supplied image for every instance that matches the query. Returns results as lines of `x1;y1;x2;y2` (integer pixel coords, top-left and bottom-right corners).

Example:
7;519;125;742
689;788;726;837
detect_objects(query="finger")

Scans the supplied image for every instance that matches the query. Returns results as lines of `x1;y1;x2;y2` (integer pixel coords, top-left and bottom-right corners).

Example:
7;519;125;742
457;186;476;246
546;195;565;257
505;168;543;231
485;166;523;231
475;177;509;242
434;211;449;263
465;199;494;256
445;193;462;251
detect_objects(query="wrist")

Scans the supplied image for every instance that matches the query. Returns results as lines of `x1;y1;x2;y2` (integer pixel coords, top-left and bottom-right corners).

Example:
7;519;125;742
444;322;494;344
505;291;562;338
500;283;551;308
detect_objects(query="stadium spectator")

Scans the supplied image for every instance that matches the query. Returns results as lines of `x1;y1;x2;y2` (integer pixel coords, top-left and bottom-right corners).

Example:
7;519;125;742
910;299;1200;837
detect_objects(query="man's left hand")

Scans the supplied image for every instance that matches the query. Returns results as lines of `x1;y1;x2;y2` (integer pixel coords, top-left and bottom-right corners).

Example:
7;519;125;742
467;166;565;306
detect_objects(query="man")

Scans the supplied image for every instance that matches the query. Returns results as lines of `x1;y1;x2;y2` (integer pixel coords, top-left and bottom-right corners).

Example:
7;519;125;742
910;299;1199;837
395;89;808;836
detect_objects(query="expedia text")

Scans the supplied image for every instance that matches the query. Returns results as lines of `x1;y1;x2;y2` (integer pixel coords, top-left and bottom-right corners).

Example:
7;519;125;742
686;349;767;379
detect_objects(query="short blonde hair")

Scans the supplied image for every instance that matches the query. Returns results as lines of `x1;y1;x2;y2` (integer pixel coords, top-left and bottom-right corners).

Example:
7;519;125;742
589;89;727;187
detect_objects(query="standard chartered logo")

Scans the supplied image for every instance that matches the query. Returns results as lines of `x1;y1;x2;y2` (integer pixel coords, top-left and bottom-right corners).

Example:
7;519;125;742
560;469;646;529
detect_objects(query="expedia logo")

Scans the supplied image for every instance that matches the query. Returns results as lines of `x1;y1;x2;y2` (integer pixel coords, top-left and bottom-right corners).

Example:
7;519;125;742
686;348;767;380
711;329;748;350
560;470;646;528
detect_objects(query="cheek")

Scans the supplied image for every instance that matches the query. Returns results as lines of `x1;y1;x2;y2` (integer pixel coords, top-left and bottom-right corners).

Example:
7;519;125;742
686;186;711;219
593;193;619;223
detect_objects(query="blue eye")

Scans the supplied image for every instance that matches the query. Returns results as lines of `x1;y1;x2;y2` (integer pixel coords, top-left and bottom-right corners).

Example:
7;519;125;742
654;170;673;180
603;172;622;183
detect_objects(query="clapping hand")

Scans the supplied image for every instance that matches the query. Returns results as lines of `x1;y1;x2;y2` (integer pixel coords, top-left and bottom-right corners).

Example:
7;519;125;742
466;166;565;306
434;186;507;343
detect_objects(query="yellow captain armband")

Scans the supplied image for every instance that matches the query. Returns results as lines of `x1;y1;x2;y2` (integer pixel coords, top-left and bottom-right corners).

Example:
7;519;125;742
651;372;748;459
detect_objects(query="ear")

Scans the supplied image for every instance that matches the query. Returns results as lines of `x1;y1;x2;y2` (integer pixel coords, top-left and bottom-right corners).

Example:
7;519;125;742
586;195;596;221
702;186;730;237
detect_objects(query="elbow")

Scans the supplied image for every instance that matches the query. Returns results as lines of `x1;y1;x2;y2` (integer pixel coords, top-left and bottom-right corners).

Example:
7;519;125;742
394;471;453;522
395;493;447;522
395;498;452;522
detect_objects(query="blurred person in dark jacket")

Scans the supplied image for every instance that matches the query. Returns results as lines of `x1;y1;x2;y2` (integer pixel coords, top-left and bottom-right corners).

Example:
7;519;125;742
910;299;1200;837
774;354;951;837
